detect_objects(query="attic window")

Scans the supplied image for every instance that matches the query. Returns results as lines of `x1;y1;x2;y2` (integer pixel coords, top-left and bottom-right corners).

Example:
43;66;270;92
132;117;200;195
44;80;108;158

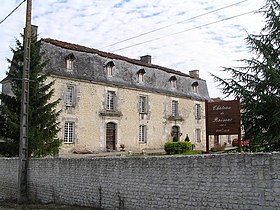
105;61;115;77
169;76;177;89
66;53;75;70
192;81;199;93
137;69;146;83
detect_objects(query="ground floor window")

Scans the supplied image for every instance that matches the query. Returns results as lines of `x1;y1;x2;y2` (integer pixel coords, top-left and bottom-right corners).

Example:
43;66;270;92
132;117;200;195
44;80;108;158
139;125;147;143
195;129;201;143
64;122;74;143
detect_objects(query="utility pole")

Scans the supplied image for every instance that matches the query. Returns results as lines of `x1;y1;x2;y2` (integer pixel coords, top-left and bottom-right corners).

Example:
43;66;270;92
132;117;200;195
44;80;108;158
18;0;32;203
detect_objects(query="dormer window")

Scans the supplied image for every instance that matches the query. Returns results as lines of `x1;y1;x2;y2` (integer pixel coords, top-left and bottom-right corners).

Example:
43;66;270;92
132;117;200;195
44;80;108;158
66;53;75;70
137;69;146;83
106;61;115;77
169;76;177;89
192;81;199;93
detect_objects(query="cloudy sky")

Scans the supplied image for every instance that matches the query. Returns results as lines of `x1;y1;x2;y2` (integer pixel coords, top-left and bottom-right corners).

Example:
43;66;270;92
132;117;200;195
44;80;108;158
0;0;266;98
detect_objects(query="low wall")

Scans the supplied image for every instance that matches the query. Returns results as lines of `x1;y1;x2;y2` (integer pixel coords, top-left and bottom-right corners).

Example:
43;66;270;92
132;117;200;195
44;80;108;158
0;153;280;210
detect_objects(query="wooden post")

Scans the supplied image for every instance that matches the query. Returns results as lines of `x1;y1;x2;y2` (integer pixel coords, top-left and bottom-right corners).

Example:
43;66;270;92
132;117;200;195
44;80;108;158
205;100;209;153
18;0;32;203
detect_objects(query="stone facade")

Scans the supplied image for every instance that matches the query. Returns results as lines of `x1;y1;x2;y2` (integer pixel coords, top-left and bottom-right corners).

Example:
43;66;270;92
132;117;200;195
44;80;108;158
1;38;211;154
1;153;280;209
40;39;210;154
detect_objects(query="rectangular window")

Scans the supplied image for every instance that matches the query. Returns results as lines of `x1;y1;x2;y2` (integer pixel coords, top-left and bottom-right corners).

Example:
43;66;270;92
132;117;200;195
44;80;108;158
65;86;75;106
139;95;148;113
193;85;198;93
64;122;74;143
107;91;116;110
172;100;179;116
138;73;144;83
195;104;201;120
170;80;177;89
107;66;112;76
139;125;147;143
195;129;201;143
66;59;74;70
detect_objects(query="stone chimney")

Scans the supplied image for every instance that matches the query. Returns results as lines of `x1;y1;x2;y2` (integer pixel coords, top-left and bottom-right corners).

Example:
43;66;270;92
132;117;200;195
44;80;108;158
189;70;199;78
31;25;38;40
24;25;38;41
140;55;151;64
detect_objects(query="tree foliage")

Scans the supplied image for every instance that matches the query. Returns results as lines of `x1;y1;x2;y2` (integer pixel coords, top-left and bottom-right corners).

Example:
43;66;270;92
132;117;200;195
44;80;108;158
212;0;280;151
0;34;62;157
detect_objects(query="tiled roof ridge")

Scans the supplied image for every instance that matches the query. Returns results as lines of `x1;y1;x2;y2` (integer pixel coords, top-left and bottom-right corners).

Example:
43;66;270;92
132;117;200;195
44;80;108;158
41;38;202;80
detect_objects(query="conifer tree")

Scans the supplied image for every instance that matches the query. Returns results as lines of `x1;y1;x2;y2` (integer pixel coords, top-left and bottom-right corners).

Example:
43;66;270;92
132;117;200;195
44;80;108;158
0;34;61;157
212;0;280;151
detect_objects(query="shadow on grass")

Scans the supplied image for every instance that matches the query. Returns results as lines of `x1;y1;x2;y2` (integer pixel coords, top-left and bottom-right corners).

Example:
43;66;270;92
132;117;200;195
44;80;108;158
0;202;99;210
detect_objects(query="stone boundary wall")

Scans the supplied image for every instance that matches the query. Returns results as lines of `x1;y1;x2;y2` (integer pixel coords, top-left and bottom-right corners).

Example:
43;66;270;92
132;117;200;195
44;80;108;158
0;153;280;210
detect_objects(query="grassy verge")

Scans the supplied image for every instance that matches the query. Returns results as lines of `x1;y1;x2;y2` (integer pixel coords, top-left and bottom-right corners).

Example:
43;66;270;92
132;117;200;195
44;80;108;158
0;202;98;210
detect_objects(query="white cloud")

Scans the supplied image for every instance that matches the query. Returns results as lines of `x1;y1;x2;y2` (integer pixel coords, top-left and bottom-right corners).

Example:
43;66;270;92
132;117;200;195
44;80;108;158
0;0;266;98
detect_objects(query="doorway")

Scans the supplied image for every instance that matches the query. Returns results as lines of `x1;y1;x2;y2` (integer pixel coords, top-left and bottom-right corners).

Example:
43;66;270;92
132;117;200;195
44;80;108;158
171;126;180;142
106;122;116;150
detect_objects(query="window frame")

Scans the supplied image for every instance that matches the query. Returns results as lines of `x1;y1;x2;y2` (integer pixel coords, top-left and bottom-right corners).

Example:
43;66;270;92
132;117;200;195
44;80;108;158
139;125;147;143
192;82;199;94
106;61;115;77
65;85;75;107
195;128;201;143
64;122;74;144
171;100;179;117
106;91;116;111
169;76;177;89
66;53;75;70
195;104;202;120
139;95;148;114
66;59;74;70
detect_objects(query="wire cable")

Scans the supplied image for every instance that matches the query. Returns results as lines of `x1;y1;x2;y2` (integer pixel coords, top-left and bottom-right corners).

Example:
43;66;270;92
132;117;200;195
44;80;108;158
104;0;248;48
111;9;257;52
0;0;26;25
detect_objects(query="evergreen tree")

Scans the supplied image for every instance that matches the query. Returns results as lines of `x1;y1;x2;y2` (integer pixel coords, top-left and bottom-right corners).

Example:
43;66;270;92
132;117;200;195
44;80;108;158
212;0;280;151
0;34;62;157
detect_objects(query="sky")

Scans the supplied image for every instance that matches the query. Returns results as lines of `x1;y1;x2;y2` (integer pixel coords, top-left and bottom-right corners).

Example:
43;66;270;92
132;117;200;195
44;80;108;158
0;0;266;98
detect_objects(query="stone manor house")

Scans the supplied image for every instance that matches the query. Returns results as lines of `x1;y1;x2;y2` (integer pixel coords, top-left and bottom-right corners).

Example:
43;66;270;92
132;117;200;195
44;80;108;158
2;36;211;154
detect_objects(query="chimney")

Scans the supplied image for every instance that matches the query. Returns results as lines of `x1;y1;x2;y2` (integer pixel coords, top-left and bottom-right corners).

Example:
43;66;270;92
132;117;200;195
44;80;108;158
31;25;38;40
24;25;38;41
140;55;151;64
189;70;199;78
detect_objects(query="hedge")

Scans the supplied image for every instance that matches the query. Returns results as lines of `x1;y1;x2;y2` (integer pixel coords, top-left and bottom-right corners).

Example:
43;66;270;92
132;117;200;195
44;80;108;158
164;141;192;154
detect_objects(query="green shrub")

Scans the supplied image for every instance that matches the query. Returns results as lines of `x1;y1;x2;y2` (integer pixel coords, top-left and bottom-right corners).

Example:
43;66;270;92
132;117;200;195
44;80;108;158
164;141;192;154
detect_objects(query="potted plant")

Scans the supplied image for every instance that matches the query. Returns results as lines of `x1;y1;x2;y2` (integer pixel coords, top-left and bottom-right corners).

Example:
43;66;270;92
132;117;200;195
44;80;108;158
120;144;126;151
106;145;110;152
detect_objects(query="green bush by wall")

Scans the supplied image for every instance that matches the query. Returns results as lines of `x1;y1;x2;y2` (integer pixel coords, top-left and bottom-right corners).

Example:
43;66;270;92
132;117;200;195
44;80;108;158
164;141;192;154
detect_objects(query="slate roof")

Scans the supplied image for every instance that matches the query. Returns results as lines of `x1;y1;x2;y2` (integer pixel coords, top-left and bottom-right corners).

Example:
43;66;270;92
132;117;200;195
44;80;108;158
42;38;201;80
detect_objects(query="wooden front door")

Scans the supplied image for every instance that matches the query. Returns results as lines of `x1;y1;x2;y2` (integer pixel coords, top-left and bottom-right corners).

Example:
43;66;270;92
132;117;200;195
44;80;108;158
106;122;116;150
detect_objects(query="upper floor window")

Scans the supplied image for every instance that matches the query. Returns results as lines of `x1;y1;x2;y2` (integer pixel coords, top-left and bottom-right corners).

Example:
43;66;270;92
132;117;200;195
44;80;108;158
66;53;75;70
106;61;115;77
195;104;202;120
192;81;199;94
139;125;147;143
65;85;75;107
64;122;74;143
169;76;177;89
107;91;116;111
137;69;146;83
139;95;148;113
172;100;179;117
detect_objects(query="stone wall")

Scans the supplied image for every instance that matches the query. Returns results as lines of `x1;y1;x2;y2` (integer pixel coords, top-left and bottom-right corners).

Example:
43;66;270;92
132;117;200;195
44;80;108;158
1;153;280;210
